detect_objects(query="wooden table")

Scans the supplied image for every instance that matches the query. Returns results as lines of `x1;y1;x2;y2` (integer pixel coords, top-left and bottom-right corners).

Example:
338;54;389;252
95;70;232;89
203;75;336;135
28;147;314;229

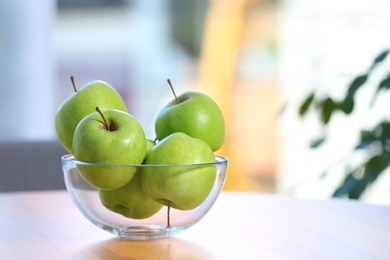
0;190;389;259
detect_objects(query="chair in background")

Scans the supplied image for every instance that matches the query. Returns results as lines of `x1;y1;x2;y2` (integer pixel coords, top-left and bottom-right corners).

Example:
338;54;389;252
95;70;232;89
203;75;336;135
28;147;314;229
0;140;67;192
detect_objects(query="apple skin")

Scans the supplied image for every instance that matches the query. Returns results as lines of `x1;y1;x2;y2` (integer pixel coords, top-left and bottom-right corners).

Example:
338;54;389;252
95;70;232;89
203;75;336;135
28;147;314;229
141;132;216;210
55;80;127;153
72;109;146;190
99;170;163;219
155;91;225;151
144;138;156;160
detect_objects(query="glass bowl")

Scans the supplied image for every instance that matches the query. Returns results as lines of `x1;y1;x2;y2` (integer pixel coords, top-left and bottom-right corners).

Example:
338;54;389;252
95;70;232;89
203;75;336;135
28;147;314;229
61;154;228;240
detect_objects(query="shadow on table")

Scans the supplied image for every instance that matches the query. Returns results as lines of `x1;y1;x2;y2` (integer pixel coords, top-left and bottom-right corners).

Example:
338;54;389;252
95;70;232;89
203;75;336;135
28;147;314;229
76;236;214;259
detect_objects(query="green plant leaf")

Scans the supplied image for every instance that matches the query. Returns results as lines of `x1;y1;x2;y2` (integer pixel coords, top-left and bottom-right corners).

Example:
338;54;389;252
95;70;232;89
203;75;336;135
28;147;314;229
370;74;390;106
333;154;390;199
360;130;376;141
378;74;390;90
376;121;390;145
333;173;359;198
374;121;389;137
354;121;390;150
320;97;337;124
347;74;368;97
355;130;377;150
310;136;326;148
349;154;390;199
371;49;389;70
299;92;315;116
338;96;354;114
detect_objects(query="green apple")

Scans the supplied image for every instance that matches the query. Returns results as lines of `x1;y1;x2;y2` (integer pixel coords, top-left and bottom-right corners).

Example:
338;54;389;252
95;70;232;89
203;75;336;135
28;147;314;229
55;77;127;153
73;107;146;190
155;80;225;151
144;138;156;161
142;132;216;210
99;170;163;219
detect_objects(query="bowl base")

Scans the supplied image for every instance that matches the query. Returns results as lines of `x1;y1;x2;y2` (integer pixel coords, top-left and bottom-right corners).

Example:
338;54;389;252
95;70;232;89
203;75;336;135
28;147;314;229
61;154;228;240
102;225;185;240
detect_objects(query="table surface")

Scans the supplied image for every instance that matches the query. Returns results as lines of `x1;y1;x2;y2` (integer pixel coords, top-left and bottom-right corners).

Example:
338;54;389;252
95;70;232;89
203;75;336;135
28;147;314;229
0;190;389;259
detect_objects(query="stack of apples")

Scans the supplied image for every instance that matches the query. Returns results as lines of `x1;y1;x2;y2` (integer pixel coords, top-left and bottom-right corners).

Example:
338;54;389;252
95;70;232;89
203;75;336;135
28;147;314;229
55;77;225;219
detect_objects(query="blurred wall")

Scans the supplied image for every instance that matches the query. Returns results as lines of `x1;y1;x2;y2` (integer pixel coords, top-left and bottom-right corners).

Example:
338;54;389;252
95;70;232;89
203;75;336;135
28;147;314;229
0;0;56;140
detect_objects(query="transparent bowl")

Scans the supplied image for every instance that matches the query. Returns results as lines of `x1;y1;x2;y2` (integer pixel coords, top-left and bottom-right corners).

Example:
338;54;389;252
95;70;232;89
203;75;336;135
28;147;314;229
61;154;228;240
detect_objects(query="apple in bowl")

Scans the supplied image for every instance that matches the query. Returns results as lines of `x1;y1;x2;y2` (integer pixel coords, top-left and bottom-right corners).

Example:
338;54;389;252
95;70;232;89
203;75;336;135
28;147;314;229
155;80;225;151
72;107;147;190
57;77;228;240
55;77;128;153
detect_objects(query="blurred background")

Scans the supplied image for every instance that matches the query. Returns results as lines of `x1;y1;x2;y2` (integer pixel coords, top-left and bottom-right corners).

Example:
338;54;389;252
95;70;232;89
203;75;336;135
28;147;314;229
1;0;390;204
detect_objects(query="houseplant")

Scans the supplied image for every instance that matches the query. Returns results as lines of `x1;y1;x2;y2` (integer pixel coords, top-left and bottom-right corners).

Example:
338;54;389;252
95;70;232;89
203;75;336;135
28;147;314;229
297;49;390;199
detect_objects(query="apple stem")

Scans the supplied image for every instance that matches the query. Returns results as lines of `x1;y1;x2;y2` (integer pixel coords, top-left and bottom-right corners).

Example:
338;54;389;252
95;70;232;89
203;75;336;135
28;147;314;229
95;106;110;131
167;201;171;229
70;76;77;92
167;79;180;104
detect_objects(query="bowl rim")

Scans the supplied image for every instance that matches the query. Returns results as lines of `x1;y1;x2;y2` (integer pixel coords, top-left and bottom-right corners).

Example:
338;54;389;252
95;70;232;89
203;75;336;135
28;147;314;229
61;154;228;167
